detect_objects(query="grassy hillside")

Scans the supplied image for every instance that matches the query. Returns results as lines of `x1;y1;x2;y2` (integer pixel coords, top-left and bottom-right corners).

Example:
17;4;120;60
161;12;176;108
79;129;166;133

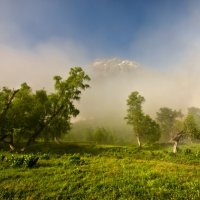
0;143;200;199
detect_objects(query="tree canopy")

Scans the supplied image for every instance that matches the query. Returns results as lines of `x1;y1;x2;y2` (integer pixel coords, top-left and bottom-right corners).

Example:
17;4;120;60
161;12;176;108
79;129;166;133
0;67;90;150
156;107;182;141
125;91;161;147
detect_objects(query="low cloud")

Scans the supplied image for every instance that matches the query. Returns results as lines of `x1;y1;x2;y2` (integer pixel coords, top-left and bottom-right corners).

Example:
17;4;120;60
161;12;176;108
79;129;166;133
78;58;200;127
0;39;88;90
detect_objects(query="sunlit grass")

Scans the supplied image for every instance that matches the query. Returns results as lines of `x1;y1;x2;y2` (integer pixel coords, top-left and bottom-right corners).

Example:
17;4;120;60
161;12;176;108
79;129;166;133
0;143;200;199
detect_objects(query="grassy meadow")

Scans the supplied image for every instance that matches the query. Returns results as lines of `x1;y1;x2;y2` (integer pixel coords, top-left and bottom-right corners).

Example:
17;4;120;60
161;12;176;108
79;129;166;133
0;142;200;200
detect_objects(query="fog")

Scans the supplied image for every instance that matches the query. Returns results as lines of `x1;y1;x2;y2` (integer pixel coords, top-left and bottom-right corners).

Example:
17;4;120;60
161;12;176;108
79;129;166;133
0;38;88;90
1;0;200;133
76;58;200;129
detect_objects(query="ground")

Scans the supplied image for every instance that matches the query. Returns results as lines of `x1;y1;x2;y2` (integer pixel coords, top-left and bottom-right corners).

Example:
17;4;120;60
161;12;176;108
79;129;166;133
0;143;200;199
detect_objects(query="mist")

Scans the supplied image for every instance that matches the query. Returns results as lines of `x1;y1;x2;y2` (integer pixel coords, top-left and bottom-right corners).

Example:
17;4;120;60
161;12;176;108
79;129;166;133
76;57;200;127
0;38;89;90
1;0;200;140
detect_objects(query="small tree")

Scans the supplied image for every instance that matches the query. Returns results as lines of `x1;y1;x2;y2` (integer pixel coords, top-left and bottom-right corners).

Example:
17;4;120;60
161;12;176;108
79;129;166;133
183;114;200;142
141;115;161;144
125;91;160;147
156;107;182;141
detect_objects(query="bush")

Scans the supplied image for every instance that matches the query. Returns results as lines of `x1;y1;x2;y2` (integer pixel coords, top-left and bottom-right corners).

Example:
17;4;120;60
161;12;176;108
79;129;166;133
40;153;50;160
195;151;200;158
68;154;81;165
184;148;192;155
23;155;39;168
9;155;24;168
0;154;5;161
8;154;39;168
68;154;86;165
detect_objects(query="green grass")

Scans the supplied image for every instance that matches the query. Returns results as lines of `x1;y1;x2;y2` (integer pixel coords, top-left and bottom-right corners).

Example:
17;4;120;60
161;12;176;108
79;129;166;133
0;143;200;199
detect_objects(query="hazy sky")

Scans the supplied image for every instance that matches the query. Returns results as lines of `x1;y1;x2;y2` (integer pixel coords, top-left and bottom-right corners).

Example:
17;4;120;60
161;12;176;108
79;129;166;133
1;0;200;121
1;0;199;68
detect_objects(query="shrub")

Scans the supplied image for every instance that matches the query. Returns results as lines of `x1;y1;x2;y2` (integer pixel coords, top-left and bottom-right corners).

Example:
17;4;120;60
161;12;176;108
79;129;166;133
195;151;200;158
40;153;50;160
8;154;39;168
0;154;5;161
68;154;81;165
9;155;24;168
184;148;192;155
23;155;39;168
68;154;86;165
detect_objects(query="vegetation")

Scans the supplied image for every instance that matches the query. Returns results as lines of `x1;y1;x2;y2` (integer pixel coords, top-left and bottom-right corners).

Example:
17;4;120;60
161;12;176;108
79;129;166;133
0;143;200;199
156;107;183;141
0;67;90;150
125;91;161;147
1;68;200;199
184;114;200;141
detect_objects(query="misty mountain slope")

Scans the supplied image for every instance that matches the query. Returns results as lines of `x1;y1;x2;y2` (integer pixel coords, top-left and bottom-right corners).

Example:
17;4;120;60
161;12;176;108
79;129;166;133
77;58;197;129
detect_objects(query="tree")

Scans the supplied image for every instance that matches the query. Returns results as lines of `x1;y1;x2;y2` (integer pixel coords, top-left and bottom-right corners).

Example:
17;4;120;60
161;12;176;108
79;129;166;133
156;107;182;141
0;67;90;150
188;107;200;128
24;67;90;148
125;91;161;147
183;114;200;142
87;127;115;144
0;87;19;143
172;131;183;153
140;115;161;144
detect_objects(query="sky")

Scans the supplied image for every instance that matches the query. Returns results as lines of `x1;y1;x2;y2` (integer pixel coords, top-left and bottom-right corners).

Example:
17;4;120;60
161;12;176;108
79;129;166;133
1;0;200;122
0;0;197;67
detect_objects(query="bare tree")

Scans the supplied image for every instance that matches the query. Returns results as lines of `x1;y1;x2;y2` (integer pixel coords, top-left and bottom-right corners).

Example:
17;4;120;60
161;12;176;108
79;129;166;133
172;131;183;153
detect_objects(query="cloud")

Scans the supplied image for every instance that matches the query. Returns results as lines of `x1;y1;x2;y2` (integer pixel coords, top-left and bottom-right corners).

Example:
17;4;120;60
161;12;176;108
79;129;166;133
0;38;89;90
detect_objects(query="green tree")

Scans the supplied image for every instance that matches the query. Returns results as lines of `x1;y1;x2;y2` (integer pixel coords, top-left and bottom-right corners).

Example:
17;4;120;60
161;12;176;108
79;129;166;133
141;115;161;144
188;107;200;128
0;87;19;143
91;127;115;144
156;107;182;141
0;67;90;149
24;67;90;148
125;91;161;147
183;114;200;142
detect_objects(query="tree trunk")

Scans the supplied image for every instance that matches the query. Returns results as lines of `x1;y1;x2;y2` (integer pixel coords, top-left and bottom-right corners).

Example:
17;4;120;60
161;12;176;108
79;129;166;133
0;89;19;142
54;136;61;144
136;135;141;147
173;141;178;153
0;134;10;142
24;125;45;149
24;104;64;149
10;132;14;145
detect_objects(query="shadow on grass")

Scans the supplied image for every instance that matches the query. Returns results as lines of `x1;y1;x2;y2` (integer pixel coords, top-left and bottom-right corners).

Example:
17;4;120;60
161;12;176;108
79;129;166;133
0;142;122;156
0;142;172;156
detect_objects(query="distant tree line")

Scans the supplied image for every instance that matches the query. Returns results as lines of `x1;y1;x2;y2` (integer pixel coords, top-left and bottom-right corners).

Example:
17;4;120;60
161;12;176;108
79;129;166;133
125;91;200;147
1;67;200;150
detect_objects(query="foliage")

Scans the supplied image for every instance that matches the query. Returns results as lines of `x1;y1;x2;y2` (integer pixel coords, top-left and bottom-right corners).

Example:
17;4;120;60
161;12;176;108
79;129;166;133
183;114;200;141
140;115;161;143
156;107;183;141
125;91;161;146
188;107;200;127
67;153;86;165
0;67;90;148
0;143;200;199
8;154;39;168
86;127;116;144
